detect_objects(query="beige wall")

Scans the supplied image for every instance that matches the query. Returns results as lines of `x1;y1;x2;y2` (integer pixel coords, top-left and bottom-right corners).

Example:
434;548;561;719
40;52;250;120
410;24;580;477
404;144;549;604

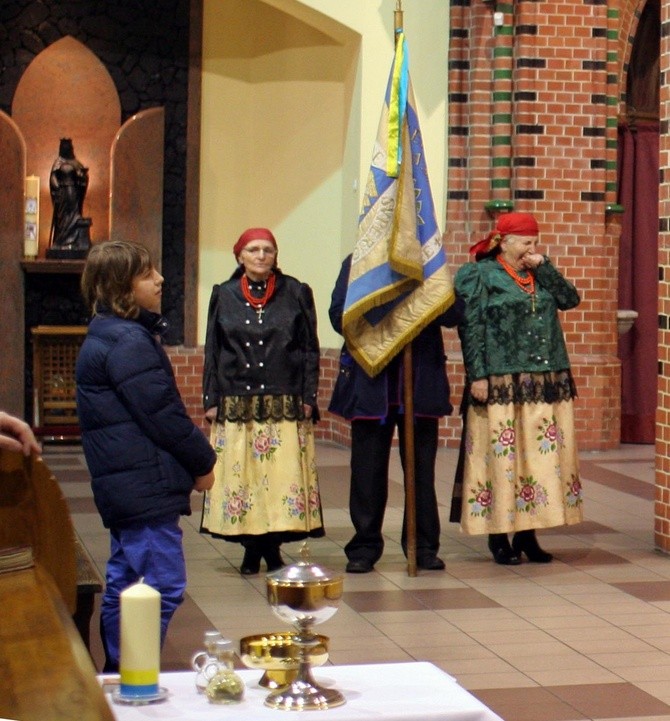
199;0;449;347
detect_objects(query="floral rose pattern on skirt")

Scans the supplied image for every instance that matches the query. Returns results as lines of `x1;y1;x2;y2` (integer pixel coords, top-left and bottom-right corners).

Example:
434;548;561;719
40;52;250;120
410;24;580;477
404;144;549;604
282;480;322;522
536;415;564;454
201;416;324;538
251;423;280;461
492;419;516;459
460;391;582;535
467;479;494;518
566;474;583;507
515;475;549;515
220;484;253;524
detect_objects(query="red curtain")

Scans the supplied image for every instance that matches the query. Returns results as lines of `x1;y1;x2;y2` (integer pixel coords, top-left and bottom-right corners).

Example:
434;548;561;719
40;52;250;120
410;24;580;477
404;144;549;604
617;122;659;444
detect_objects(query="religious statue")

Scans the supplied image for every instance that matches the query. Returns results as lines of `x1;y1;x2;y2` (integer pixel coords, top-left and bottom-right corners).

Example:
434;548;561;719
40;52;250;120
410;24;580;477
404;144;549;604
48;138;92;257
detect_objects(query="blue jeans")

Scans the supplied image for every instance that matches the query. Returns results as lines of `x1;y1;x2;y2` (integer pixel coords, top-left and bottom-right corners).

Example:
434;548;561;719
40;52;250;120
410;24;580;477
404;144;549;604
100;516;186;672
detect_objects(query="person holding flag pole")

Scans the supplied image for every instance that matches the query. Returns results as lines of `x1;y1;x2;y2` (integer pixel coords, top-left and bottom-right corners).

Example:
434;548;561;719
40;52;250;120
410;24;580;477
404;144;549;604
328;4;461;576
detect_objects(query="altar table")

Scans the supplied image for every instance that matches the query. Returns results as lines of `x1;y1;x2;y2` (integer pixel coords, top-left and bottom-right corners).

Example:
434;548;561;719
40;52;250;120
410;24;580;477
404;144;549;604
102;662;504;721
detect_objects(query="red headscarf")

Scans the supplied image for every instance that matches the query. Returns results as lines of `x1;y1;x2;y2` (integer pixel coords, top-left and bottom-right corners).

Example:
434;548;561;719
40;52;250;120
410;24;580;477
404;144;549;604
469;212;539;258
233;227;277;259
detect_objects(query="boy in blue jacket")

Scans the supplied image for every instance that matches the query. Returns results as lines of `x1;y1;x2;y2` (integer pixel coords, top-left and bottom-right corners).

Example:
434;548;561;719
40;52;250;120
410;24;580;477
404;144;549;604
76;240;216;672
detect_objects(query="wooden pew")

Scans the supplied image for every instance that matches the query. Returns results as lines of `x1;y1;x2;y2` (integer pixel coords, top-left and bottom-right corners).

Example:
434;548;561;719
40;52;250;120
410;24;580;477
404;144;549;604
73;536;105;651
0;449;104;651
0;449;112;720
0;556;114;721
0;449;77;611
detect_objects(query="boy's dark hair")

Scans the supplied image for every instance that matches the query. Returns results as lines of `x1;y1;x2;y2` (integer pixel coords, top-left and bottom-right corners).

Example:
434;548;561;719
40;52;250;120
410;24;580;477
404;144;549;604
81;240;154;318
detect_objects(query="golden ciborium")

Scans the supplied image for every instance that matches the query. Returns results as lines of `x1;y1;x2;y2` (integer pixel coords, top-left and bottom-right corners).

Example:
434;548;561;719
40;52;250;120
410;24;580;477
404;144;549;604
239;632;329;689
265;545;345;710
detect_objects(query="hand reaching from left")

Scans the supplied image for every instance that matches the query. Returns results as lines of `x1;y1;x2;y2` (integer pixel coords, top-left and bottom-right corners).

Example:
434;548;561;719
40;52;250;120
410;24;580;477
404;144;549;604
0;411;41;456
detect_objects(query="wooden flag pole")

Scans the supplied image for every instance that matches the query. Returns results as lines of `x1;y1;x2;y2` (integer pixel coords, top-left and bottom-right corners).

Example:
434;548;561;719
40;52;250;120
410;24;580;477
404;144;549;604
403;343;417;577
395;0;403;32
394;2;417;578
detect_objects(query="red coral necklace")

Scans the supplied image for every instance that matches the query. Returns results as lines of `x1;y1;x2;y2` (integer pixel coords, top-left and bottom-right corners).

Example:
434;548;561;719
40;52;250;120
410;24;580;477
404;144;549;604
497;256;536;311
241;273;276;323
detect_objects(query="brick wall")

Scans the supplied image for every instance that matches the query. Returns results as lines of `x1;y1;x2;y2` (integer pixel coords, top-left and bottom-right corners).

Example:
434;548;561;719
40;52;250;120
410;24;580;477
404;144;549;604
166;345;466;450
164;346;206;432
657;0;670;552
445;0;625;451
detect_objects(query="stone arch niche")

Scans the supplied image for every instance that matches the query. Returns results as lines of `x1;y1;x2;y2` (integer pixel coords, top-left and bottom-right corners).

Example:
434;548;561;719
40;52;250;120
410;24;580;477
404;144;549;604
0;35;164;417
13;36;120;251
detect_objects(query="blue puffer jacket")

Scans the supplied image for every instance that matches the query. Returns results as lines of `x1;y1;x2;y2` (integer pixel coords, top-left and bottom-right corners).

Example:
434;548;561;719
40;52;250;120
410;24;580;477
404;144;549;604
76;309;216;529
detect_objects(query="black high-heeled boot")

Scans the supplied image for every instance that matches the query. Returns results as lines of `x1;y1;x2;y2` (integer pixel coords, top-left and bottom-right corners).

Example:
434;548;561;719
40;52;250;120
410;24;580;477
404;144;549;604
263;545;285;573
240;547;262;575
512;530;553;563
488;533;521;565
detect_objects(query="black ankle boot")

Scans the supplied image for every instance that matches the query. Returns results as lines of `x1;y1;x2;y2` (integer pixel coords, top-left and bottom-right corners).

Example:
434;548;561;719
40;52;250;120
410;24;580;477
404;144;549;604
488;533;521;565
263;546;285;572
512;530;553;563
240;548;261;575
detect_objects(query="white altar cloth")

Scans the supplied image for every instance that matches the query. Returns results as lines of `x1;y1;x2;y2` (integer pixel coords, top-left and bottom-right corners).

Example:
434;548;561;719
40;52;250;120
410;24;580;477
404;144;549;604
102;662;504;721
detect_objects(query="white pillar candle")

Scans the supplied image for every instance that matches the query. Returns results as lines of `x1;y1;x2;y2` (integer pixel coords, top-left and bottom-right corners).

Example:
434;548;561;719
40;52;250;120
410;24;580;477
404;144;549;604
24;175;39;258
119;580;161;698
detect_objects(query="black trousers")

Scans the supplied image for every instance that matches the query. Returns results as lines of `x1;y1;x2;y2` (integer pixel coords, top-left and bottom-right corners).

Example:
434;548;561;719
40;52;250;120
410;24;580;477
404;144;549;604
344;410;441;564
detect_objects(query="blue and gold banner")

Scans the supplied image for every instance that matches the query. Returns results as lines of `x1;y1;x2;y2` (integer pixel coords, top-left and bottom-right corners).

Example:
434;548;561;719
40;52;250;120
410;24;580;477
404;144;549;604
342;31;455;377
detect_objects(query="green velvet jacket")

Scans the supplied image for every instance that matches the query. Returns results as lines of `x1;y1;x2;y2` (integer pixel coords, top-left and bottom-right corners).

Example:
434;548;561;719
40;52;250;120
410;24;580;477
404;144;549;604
454;256;580;382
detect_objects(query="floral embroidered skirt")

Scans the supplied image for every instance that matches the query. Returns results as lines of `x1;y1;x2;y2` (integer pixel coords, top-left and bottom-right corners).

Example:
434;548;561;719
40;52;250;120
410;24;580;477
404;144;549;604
201;415;324;542
458;372;583;535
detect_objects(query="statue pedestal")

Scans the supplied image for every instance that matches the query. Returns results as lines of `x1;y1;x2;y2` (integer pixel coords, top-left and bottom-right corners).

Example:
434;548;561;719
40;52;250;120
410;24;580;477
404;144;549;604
46;217;91;259
45;248;88;259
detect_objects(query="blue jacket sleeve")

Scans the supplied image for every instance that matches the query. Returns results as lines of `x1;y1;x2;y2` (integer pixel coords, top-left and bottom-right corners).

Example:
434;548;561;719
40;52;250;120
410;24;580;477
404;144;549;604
107;328;215;478
329;255;350;337
438;296;465;328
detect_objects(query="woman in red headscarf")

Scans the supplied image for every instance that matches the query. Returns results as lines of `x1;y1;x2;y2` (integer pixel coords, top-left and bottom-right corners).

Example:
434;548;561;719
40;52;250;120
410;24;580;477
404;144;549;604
452;213;583;564
201;228;324;575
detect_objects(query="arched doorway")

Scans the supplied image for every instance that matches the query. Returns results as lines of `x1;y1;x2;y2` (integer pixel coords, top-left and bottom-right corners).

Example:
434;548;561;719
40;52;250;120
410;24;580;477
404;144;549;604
617;0;659;444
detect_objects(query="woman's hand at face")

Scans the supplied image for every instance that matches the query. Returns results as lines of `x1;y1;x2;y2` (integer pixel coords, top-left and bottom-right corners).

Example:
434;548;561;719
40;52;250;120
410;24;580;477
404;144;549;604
521;253;544;269
470;379;489;403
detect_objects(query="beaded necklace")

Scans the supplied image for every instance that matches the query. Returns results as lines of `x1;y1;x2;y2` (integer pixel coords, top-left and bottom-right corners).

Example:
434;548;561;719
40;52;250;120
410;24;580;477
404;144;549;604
240;272;276;323
497;256;536;311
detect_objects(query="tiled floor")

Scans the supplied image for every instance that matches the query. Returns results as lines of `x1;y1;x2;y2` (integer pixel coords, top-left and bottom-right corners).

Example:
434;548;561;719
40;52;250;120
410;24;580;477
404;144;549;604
47;441;670;721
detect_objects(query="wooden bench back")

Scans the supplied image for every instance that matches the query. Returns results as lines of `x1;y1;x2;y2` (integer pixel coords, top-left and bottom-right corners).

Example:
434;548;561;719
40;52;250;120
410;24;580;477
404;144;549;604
0;449;77;613
0;561;114;721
